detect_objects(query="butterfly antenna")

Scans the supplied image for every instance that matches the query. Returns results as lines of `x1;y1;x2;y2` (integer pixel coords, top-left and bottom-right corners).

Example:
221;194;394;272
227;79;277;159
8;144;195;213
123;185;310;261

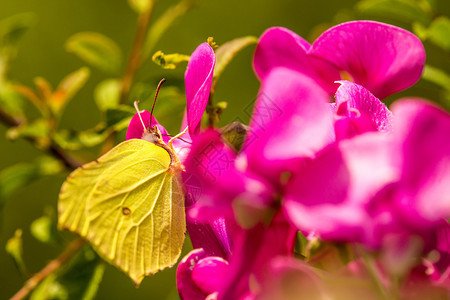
161;134;192;145
133;101;147;132
149;78;166;127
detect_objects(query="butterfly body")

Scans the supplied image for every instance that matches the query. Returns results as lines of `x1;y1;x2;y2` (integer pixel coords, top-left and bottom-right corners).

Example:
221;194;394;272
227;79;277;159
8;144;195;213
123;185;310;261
58;130;186;285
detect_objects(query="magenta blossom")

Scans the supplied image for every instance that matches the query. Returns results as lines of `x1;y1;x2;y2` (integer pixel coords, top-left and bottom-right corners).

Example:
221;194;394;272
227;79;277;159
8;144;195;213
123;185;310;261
126;43;234;258
177;248;228;300
254;21;425;99
182;20;431;299
284;98;450;247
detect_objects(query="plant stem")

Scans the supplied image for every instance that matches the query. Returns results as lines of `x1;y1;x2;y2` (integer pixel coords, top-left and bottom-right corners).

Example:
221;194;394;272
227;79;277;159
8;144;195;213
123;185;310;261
0;107;82;169
205;78;217;127
0;106;23;127
10;238;86;300
119;4;155;105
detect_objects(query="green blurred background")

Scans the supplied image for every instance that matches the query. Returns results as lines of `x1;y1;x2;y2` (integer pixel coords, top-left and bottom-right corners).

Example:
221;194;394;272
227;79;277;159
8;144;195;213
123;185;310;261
1;0;449;299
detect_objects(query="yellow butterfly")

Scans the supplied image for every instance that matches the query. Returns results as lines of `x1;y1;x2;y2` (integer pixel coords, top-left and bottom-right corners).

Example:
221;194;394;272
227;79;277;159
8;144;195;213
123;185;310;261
58;84;187;285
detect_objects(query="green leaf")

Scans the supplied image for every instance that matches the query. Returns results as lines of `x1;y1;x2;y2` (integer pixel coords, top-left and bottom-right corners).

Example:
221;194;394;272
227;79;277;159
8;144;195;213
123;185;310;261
152;50;190;69
6;119;50;141
30;246;105;300
128;0;155;14
0;156;63;203
105;105;136;129
422;64;450;91
50;67;90;115
6;229;28;277
356;0;432;25
0;80;26;117
54;105;134;150
31;215;56;244
65;32;122;74
94;79;121;112
0;13;36;49
426;16;450;51
54;127;109;151
0;13;36;75
30;207;59;244
412;21;428;40
142;0;199;61
214;36;258;81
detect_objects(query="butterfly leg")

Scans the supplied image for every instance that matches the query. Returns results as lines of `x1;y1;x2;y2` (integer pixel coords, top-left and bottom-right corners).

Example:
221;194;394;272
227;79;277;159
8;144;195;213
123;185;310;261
168;126;189;150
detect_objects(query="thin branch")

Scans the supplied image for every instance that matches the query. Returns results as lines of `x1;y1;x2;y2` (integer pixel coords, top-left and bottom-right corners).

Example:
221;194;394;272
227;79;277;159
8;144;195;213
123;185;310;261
205;78;218;127
119;4;155;104
0;106;23;127
10;238;86;300
0;107;83;169
48;142;83;169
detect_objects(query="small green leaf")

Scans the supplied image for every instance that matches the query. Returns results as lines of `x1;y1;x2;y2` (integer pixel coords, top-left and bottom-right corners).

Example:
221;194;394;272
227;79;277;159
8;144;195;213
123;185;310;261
94;79;121;111
31;215;55;244
0;13;36;72
66;32;122;74
426;16;450;51
31;207;59;244
214;36;257;82
30;246;105;300
152;50;190;69
105;105;136;129
0;156;63;203
0;80;26;117
54;127;109;151
294;231;308;258
50;67;90;114
412;21;428;40
128;0;155;14
356;0;432;25
422;64;450;91
6;119;50;141
0;13;36;48
6;229;28;277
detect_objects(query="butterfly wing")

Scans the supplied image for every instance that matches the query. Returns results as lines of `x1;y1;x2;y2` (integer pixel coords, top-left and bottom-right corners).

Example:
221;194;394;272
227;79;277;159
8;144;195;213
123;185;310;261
58;139;186;285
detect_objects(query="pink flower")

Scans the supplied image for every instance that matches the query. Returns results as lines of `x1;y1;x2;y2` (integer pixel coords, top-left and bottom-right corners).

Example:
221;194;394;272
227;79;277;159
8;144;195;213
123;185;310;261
284;98;450;246
177;248;228;300
182;21;431;298
254;21;425;99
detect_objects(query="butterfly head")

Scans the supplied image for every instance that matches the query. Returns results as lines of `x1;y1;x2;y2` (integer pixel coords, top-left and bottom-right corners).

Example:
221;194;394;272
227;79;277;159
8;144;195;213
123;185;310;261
142;125;163;144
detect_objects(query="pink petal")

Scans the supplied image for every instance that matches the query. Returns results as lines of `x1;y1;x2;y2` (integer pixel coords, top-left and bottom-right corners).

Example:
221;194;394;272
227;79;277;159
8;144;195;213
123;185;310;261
253;27;340;94
284;132;397;242
244;67;335;181
125;110;169;141
185;43;215;136
391;99;450;223
185;218;231;259
310;21;425;99
192;256;229;295
177;249;209;300
184;130;240;221
334;80;393;139
219;212;297;300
